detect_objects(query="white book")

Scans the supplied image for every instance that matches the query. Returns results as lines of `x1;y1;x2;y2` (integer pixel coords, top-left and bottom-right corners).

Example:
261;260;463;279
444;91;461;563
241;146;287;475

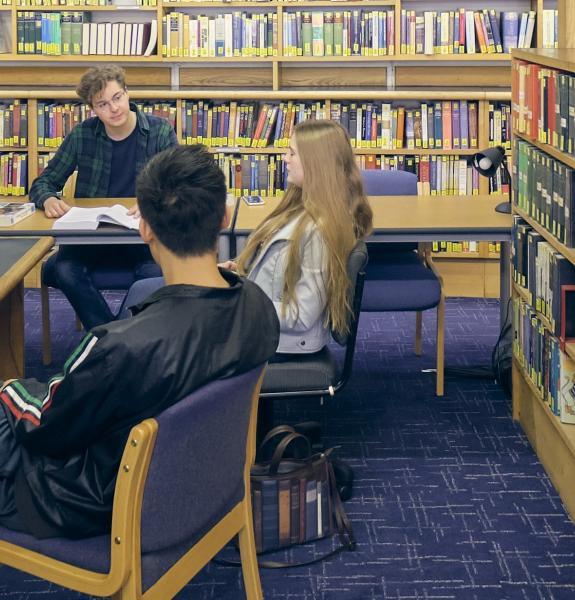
523;11;536;49
124;23;133;55
104;23;112;55
131;22;140;55
465;11;475;54
52;205;139;231
82;22;91;55
224;13;233;57
89;23;98;55
96;22;106;55
0;202;35;227
118;22;126;55
143;19;158;57
111;23;119;55
423;11;434;55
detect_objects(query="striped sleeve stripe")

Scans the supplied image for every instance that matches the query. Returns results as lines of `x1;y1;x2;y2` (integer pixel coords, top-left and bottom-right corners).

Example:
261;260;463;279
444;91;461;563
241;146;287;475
0;334;99;421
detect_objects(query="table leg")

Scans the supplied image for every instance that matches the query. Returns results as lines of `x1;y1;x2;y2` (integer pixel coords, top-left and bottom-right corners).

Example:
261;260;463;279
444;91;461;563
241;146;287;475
499;241;511;329
0;282;25;380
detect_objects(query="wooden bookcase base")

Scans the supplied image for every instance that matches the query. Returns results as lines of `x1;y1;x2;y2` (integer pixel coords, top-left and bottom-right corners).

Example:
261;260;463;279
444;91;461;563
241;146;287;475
512;359;575;521
434;258;499;298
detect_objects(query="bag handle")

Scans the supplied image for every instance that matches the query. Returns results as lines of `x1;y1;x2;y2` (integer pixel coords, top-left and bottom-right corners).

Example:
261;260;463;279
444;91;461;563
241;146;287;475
259;425;296;454
268;432;312;475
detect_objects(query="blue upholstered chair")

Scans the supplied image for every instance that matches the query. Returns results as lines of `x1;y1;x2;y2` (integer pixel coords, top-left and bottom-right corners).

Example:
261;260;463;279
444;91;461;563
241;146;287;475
361;169;445;396
0;365;266;600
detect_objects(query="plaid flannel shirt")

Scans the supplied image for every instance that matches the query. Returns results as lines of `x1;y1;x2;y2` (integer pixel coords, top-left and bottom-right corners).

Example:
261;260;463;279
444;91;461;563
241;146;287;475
30;103;178;209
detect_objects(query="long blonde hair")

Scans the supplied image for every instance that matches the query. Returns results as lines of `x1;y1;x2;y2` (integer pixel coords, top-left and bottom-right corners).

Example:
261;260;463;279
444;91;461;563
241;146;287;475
237;119;373;335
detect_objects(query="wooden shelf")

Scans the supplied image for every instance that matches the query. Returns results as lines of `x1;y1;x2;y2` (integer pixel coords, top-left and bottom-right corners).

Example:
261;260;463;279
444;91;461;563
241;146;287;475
513;206;575;266
14;4;157;9
512;48;575;72
0;146;27;152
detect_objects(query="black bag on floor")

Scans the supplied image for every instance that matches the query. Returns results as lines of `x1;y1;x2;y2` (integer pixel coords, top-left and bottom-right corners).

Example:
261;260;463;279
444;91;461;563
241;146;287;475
249;425;355;567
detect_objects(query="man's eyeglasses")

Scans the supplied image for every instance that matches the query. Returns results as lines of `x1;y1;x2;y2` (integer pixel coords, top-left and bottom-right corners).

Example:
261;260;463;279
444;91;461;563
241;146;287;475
94;90;126;112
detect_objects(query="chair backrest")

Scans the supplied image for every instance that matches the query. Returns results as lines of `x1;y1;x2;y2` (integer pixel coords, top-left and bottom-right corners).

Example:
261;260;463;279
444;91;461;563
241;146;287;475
61;171;78;200
361;169;418;196
137;365;265;591
361;169;418;256
329;240;368;391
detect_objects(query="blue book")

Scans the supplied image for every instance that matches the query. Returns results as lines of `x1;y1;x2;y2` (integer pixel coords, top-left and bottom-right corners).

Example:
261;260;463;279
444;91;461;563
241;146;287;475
489;9;503;53
501;11;519;53
261;479;279;552
433;101;442;149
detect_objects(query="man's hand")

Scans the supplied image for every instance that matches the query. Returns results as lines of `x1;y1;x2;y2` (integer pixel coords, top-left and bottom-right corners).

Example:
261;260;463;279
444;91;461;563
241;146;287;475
43;197;71;218
218;260;238;272
127;205;141;219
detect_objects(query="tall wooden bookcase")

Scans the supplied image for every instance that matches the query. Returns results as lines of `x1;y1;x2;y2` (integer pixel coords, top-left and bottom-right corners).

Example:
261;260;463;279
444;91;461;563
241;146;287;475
511;47;575;519
0;0;561;294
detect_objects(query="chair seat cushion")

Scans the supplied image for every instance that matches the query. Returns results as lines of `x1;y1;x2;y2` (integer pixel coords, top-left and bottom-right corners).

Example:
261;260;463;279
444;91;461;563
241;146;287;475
261;348;339;394
362;253;441;312
0;526;110;573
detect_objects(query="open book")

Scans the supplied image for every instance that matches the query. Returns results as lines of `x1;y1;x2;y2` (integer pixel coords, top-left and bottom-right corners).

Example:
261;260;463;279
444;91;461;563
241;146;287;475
52;205;139;231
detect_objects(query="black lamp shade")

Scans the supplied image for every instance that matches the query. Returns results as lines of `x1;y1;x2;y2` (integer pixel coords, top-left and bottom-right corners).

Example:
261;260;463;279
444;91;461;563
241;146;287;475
472;146;506;177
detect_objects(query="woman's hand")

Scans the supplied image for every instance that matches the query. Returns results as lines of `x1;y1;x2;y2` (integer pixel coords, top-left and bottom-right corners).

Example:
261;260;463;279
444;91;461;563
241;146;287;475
218;260;238;272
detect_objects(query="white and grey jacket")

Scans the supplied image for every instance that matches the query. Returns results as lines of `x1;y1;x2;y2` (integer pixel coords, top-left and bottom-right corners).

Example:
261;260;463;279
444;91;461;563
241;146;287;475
247;217;330;354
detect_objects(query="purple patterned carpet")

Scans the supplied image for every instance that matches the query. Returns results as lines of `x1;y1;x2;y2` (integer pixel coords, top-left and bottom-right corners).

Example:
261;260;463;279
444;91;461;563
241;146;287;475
0;291;573;600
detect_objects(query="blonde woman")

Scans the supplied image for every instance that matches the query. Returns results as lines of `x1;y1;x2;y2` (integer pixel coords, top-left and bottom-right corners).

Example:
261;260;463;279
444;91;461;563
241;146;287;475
232;119;373;355
121;120;373;353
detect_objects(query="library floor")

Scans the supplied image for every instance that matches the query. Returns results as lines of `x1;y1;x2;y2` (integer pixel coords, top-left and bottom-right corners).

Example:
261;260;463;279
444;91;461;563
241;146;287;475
2;292;574;600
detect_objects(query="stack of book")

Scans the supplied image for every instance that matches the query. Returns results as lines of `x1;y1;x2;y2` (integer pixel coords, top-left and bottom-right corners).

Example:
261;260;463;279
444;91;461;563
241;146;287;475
0;100;28;148
0;153;27;196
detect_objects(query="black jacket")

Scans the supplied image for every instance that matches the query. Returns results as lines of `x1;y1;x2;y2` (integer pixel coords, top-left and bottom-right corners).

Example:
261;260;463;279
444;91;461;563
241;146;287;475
0;273;279;538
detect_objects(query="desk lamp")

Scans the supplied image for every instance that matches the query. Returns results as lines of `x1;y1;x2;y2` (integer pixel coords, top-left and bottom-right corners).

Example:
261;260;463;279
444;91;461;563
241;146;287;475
472;146;512;214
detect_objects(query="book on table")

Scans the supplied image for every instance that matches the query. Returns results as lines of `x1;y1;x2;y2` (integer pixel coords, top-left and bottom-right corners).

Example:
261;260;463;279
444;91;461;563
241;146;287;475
0;202;35;226
52;204;139;231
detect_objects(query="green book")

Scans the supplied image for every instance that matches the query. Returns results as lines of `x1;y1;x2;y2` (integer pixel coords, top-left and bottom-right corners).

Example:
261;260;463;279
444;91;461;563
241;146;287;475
333;12;343;56
302;12;312;57
71;12;83;56
324;12;333;56
60;12;72;55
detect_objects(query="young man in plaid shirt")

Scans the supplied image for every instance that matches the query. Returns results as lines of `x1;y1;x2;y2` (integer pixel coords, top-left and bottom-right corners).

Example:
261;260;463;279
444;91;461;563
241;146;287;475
30;65;177;330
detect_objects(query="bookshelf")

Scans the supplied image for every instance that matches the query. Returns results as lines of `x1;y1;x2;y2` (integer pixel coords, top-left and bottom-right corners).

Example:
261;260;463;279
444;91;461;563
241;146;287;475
511;47;575;520
0;1;562;294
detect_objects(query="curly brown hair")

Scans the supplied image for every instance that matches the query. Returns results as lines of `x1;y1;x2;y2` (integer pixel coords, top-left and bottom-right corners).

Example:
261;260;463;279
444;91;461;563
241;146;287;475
76;65;126;106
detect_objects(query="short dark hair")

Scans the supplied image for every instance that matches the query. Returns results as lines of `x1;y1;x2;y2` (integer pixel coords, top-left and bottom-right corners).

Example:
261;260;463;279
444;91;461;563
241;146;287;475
136;145;227;257
76;65;126;106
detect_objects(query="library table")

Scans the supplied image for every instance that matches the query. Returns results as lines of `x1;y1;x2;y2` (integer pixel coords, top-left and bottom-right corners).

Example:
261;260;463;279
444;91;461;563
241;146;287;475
0;237;54;379
234;194;512;327
0;197;236;258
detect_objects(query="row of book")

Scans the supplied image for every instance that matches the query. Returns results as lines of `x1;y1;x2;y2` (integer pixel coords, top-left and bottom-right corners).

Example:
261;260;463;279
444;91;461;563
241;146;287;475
0;152;27;196
283;9;394;57
36;101;176;147
488;102;511;150
513;296;575;425
16;12;158;56
513;216;575;340
0;100;28;148
512;61;575;157
251;478;331;554
15;0;157;5
513;139;575;249
162;11;276;58
399;9;539;55
180;100;487;151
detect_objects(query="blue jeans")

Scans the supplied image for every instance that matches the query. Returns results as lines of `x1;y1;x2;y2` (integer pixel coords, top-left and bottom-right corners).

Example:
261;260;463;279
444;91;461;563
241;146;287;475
42;245;161;330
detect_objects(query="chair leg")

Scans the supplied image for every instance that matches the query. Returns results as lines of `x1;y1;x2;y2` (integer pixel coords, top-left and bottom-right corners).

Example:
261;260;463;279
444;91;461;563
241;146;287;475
40;283;52;366
415;312;423;356
238;499;263;600
436;296;445;397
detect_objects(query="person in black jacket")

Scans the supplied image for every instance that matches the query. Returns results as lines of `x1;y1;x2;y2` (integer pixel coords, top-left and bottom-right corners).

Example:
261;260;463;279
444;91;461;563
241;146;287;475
0;145;280;539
